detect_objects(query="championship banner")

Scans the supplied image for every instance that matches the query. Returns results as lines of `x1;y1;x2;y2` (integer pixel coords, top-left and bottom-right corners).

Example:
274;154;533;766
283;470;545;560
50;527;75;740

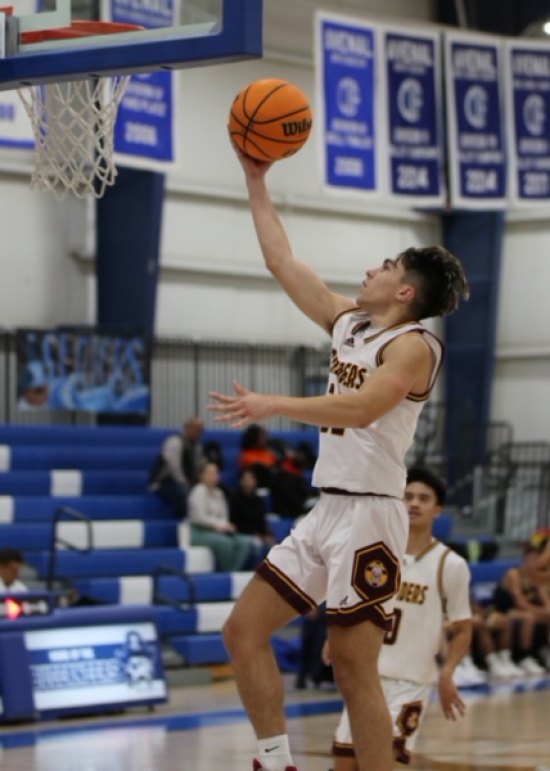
104;0;177;169
16;328;150;414
382;26;444;205
444;33;507;209
315;11;381;193
506;40;550;206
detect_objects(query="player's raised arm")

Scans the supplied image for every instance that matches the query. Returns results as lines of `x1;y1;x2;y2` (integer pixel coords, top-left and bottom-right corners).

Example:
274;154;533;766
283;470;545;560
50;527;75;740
234;147;353;334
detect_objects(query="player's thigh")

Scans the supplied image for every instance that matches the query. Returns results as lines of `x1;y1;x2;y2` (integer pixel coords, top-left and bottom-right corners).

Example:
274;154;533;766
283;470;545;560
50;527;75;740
224;573;299;644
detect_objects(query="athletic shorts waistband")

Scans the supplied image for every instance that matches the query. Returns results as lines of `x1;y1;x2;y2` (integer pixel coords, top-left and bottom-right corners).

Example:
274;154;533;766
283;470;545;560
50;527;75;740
320;487;397;499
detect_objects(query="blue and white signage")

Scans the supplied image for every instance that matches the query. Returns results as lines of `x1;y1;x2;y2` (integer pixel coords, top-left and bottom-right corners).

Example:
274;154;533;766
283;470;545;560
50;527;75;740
445;33;507;208
506;41;550;205
316;12;379;192
24;623;166;711
105;0;177;169
383;27;444;205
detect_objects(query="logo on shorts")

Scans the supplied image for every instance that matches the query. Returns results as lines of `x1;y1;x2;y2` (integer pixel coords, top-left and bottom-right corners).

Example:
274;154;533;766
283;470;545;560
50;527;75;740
351;541;400;604
364;560;388;589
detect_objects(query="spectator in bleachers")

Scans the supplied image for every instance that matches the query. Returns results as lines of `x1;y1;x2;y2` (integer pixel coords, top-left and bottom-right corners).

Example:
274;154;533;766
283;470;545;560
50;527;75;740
238;424;279;489
189;462;254;572
230;468;274;543
270;446;316;519
0;548;27;592
488;542;550;674
148;416;206;517
465;595;524;679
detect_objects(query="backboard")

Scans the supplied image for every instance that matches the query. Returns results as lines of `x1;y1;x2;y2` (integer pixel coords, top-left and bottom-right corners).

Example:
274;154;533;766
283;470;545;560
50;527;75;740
0;0;262;91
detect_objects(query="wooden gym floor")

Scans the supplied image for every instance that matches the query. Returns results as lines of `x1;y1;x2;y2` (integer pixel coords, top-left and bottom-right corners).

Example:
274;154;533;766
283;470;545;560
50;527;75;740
0;674;549;770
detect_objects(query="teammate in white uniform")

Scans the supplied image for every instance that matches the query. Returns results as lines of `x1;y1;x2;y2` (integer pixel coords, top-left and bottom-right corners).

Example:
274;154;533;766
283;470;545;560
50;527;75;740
209;147;469;771
328;467;472;769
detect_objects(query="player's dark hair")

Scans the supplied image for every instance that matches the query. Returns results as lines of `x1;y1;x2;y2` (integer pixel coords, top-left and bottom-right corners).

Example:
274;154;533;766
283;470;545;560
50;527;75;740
398;246;469;320
406;466;446;506
0;547;24;565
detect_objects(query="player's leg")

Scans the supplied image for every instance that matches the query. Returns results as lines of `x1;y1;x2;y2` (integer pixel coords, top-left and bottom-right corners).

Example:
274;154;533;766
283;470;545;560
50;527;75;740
328;620;393;771
223;574;298;737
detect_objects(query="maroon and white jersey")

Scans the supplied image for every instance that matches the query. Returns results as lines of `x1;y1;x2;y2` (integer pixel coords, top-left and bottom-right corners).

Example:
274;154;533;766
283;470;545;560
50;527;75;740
312;310;443;498
379;540;471;684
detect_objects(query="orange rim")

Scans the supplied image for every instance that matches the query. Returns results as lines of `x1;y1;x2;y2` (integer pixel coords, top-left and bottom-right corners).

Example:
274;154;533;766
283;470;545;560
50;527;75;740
21;20;143;45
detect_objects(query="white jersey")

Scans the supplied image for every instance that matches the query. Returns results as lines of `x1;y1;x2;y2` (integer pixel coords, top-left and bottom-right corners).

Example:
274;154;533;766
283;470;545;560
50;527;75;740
312;311;443;497
379;540;471;684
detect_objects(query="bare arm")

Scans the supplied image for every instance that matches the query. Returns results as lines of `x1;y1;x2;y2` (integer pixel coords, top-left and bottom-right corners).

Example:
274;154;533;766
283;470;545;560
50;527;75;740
236;149;353;333
438;619;471;720
209;332;432;429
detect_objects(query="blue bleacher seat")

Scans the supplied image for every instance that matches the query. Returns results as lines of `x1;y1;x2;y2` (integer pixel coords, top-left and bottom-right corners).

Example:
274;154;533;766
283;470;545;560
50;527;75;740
5;495;172;523
169;633;228;665
0;521;178;551
7;446;157;471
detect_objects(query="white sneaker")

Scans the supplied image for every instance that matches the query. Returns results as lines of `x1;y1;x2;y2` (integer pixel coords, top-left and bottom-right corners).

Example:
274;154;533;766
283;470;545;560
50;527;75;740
518;656;546;676
454;655;486;686
487;651;523;678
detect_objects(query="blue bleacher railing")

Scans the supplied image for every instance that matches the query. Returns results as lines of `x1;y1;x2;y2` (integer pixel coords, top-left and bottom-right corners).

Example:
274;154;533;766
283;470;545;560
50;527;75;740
47;506;93;591
152;563;197;610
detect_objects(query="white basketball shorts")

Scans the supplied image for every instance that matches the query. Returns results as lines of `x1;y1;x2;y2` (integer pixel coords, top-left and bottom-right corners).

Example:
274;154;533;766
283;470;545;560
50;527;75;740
256;491;408;630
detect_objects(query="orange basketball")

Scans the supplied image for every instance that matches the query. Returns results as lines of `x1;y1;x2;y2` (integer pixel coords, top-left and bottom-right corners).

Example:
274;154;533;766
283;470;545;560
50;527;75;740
228;78;313;162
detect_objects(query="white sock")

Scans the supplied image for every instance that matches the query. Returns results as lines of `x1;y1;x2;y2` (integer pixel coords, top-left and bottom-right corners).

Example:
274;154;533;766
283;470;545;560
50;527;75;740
257;734;293;771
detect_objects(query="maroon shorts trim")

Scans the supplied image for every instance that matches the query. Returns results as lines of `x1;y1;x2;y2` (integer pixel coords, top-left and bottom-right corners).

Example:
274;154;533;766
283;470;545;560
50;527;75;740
256;559;317;615
332;741;355;758
326;601;394;631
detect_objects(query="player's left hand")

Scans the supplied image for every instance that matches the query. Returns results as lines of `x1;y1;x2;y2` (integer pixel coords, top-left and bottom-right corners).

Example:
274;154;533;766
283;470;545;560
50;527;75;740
208;380;276;428
438;672;466;721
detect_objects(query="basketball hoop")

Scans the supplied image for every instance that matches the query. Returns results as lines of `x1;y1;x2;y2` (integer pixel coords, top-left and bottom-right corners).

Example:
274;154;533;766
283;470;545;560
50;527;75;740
17;20;142;200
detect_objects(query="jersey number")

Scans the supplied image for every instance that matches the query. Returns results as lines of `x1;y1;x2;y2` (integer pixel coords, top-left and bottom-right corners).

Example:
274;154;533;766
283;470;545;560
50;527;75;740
320;384;345;436
383;608;402;645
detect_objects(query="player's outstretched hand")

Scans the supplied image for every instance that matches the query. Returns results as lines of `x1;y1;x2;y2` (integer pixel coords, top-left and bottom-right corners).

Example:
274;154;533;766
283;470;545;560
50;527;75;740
438;672;466;721
228;131;273;180
208;380;276;428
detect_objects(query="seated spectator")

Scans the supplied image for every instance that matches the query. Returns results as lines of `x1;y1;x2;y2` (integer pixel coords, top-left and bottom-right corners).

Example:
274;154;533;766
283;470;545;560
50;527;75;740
148;416;205;518
0;548;27;592
468;596;525;678
270;448;315;519
188;462;253;572
230;468;274;542
488;542;550;675
238;424;278;488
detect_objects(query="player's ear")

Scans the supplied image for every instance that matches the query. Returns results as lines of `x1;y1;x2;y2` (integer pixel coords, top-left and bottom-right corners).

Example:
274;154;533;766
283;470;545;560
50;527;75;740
396;282;416;304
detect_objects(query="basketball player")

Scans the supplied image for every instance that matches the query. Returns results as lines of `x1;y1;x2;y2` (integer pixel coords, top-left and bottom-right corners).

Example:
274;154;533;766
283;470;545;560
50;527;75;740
325;467;472;769
209;147;469;771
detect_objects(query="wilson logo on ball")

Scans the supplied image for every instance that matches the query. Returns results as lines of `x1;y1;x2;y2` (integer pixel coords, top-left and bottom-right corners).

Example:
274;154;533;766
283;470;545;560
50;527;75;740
282;119;312;137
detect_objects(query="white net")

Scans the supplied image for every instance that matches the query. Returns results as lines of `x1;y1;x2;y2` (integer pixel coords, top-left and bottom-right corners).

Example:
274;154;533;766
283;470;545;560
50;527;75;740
17;76;130;200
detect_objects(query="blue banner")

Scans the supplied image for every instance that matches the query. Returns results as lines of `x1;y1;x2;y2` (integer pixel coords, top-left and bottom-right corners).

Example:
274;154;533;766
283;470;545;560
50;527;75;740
109;0;176;167
445;34;506;208
16;328;150;414
507;42;550;204
316;13;378;191
384;28;443;203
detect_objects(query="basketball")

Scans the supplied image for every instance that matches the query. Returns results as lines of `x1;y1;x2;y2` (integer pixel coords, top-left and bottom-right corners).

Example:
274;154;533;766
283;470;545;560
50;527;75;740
228;78;313;162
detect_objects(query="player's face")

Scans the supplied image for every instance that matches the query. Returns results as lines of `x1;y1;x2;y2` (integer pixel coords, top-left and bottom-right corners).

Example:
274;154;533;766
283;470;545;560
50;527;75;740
404;481;442;531
356;257;409;309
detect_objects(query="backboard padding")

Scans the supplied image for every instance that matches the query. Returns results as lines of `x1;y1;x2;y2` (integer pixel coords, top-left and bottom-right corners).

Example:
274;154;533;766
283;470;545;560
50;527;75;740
0;0;262;90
